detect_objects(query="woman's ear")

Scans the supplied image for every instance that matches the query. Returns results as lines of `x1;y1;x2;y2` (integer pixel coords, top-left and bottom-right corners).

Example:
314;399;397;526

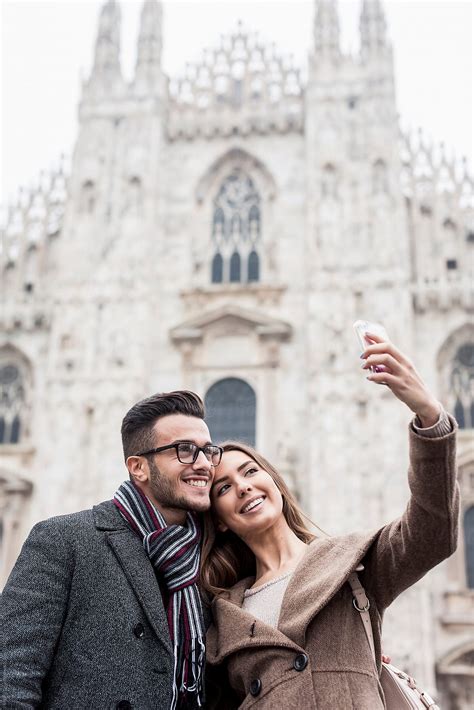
217;520;228;533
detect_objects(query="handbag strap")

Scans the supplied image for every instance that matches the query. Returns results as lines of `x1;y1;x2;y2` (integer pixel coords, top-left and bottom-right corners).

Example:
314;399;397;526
348;572;440;709
347;571;376;664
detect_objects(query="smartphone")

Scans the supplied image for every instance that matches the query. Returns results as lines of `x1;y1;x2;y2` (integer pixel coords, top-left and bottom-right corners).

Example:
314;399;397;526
353;320;389;373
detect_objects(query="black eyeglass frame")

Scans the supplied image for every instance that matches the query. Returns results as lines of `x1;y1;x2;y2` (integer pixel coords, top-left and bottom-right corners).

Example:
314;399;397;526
135;442;223;466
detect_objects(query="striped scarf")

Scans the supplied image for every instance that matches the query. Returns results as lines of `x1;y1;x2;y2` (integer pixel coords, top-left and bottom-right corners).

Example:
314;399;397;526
113;480;205;710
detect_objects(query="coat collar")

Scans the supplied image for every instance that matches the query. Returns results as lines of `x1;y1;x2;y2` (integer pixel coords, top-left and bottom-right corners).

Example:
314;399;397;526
93;499;129;531
93;500;173;657
207;530;380;663
278;531;379;646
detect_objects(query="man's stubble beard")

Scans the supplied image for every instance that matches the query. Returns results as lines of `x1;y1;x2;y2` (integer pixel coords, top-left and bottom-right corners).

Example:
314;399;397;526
148;458;211;514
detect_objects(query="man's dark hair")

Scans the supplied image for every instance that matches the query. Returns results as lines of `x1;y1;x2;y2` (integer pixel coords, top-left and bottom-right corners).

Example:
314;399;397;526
121;390;205;460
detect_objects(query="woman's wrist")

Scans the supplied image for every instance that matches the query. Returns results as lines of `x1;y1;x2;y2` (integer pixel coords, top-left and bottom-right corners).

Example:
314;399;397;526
415;400;441;428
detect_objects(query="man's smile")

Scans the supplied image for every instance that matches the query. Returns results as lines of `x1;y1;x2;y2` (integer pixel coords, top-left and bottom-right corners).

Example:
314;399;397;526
182;476;210;489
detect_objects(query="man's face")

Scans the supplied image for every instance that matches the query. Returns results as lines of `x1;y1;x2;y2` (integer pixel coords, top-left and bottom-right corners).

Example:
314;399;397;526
133;414;215;522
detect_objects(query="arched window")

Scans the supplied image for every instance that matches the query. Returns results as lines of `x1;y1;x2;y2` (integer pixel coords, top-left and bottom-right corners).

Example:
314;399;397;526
0;362;27;445
229;252;241;282
211;253;223;283
451;343;474;429
11;415;21;444
464;506;474;588
210;169;261;284
205;378;256;445
248;250;259;282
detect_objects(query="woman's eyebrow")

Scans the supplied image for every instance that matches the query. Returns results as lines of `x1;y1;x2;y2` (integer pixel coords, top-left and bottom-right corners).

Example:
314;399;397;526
213;460;255;487
237;460;254;471
213;474;228;487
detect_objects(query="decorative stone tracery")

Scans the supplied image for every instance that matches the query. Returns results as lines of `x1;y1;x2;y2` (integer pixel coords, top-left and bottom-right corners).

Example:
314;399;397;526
211;169;261;284
168;21;304;140
1;158;68;295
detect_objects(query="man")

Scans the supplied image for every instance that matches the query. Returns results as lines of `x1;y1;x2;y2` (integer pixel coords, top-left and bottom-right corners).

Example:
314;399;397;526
2;391;222;710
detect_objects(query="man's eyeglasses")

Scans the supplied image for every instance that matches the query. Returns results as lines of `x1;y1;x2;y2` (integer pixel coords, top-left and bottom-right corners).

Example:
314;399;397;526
135;442;223;466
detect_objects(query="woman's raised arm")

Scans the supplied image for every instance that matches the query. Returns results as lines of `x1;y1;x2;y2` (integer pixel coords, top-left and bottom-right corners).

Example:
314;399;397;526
359;334;459;610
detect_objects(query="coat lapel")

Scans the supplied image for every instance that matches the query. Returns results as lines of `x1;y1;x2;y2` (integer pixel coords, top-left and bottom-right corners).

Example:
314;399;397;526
93;501;173;657
207;580;303;664
278;531;380;647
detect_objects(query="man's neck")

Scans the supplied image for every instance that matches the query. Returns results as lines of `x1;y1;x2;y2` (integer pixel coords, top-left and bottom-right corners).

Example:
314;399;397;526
149;496;188;526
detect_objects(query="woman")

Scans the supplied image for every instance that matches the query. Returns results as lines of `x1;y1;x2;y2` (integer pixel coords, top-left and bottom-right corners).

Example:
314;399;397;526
201;335;459;709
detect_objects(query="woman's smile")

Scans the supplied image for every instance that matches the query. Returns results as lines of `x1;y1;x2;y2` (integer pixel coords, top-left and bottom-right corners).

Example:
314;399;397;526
240;495;266;514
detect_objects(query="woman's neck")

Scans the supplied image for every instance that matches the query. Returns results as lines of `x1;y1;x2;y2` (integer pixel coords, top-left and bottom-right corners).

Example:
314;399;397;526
243;518;308;586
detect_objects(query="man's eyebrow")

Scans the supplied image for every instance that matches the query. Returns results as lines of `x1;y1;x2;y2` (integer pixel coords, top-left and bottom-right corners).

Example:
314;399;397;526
170;439;213;446
213;460;255;487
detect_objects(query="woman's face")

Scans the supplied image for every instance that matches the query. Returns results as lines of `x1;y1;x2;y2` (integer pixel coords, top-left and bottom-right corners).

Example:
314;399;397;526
211;449;284;538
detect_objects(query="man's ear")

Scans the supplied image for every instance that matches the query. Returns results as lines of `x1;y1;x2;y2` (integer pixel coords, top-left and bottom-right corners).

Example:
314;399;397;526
127;455;148;483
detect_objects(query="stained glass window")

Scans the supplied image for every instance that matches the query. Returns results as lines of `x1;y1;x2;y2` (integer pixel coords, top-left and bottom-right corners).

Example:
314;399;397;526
211;169;261;283
211;253;223;283
451;343;474;429
205;378;256;445
248;250;259;282
229;252;241;282
0;363;26;444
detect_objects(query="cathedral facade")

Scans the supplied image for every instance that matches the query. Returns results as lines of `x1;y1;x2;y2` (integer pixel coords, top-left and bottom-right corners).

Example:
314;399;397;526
1;1;473;706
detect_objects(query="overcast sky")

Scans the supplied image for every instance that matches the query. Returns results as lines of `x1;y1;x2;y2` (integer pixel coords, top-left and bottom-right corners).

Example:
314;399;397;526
1;0;473;207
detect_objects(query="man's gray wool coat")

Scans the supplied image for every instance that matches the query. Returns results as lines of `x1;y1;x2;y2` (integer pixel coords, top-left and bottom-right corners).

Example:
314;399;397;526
1;500;186;709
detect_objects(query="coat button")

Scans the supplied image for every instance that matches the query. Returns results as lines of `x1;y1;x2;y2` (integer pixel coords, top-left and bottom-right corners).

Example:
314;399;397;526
294;653;309;671
116;702;132;710
133;623;145;638
249;678;262;696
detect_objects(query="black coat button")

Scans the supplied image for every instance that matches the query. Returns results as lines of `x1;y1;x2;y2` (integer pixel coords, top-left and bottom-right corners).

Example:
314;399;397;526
116;702;132;710
133;623;145;638
294;653;309;671
249;678;262;696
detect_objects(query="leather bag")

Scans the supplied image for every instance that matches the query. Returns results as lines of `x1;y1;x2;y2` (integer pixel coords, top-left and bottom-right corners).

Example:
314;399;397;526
348;572;440;709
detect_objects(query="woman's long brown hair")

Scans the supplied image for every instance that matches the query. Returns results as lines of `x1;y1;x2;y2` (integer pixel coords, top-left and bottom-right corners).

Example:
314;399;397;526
200;440;320;600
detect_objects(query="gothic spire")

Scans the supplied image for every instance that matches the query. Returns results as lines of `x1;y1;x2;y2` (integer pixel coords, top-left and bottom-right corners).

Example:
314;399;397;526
133;0;163;95
88;0;124;94
313;0;341;62
360;0;388;58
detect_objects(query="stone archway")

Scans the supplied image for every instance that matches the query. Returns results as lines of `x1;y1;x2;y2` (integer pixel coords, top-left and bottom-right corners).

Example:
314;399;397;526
436;643;474;710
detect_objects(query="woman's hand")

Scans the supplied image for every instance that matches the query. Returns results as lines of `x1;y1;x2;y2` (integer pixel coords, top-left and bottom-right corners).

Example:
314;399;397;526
361;333;441;427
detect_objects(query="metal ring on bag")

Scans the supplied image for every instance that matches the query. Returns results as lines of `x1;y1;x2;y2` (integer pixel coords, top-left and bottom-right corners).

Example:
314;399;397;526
352;597;370;612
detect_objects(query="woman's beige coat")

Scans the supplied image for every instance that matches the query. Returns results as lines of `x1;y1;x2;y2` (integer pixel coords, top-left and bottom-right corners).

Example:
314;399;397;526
206;421;459;709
